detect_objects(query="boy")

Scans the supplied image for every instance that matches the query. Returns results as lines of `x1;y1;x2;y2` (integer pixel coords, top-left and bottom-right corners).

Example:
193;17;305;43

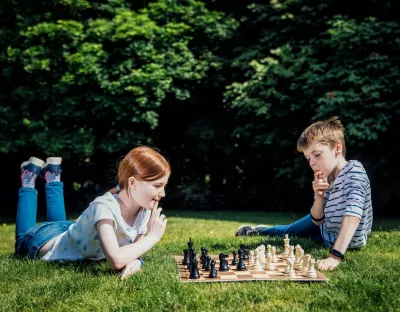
235;117;373;271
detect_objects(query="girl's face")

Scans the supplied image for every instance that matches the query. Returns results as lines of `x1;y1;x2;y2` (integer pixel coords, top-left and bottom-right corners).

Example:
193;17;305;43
129;174;169;210
303;142;342;179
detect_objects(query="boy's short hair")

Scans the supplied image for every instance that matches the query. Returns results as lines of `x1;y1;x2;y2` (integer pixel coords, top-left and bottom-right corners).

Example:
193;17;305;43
297;116;346;156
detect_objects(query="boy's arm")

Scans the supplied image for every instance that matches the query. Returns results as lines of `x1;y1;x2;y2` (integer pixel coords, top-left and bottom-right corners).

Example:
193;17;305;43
310;197;324;225
331;215;360;254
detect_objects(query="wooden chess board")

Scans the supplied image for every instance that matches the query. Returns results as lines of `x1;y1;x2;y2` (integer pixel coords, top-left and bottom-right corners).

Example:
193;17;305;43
174;255;328;283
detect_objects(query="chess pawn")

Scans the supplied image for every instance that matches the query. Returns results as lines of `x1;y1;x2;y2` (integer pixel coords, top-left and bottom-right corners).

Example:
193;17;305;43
271;246;278;263
287;260;296;278
287;246;295;262
258;245;266;264
307;259;317;278
189;259;200;279
267;244;272;258
252;249;263;271
203;255;211;271
302;254;311;275
208;260;218;278
236;249;247;271
265;254;275;271
182;249;190;266
248;250;255;266
231;251;238;265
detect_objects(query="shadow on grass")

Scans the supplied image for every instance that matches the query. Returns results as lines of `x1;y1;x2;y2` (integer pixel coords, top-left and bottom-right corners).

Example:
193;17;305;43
9;253;118;277
167;210;400;231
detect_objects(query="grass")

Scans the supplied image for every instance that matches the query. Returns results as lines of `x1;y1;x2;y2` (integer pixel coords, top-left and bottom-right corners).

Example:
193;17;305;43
0;211;399;312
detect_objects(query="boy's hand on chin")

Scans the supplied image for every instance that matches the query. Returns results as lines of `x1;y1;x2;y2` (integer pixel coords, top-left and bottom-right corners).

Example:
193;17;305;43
317;255;341;271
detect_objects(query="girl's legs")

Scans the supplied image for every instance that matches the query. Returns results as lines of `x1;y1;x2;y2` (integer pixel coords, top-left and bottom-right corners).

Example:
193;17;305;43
16;157;44;245
236;214;322;240
42;157;66;221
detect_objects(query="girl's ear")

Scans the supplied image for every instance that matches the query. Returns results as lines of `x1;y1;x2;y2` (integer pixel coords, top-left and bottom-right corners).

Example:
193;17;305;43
128;177;136;189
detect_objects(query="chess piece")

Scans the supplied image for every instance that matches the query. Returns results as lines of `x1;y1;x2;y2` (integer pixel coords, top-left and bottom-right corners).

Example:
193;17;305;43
236;249;247;271
203;255;211;271
240;244;250;260
252;249;263;271
248;250;255;266
307;259;317;278
183;249;190;266
189;259;200;279
287;246;295;262
258;245;266;264
188;238;194;250
287;260;296;278
295;248;304;270
208;260;218;278
219;253;229;271
267;244;272;258
282;234;290;259
302;254;311;275
231;251;238;265
271;246;278;263
265;254;275;271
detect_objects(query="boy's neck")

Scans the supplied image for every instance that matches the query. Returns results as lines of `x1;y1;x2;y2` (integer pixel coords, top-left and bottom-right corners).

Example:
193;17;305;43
329;157;347;181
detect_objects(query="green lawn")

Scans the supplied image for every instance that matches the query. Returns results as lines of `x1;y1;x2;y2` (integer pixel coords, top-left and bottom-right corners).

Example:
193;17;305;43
0;211;399;312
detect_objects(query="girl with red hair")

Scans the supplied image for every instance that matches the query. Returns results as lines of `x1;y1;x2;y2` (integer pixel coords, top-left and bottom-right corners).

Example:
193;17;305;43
15;146;170;279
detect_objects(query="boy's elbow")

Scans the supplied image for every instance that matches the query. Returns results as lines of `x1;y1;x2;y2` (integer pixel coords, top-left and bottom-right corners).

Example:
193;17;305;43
312;220;324;226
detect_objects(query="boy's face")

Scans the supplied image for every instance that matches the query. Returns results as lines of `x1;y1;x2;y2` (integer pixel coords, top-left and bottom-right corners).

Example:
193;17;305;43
303;142;341;178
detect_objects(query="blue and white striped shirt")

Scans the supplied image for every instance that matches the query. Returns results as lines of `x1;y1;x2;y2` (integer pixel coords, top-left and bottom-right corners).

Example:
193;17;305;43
320;160;373;248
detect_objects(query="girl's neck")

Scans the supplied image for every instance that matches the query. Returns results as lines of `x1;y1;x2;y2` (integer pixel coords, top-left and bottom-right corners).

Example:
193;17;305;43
117;189;141;226
329;157;347;182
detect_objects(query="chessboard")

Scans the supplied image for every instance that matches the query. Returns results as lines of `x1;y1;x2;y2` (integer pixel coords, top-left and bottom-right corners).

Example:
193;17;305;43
174;255;328;283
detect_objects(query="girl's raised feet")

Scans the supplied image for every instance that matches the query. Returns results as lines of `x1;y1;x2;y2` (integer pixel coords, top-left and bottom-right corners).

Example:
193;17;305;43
41;157;62;183
21;157;45;188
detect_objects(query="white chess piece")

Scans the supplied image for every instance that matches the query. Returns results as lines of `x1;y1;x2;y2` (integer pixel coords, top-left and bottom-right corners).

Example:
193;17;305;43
287;260;296;278
267;244;272;258
302;254;311;275
307;258;317;278
282;234;290;259
252;249;263;271
271;246;278;263
248;250;255;265
265;254;275;271
287;245;295;262
258;245;266;264
295;248;304;270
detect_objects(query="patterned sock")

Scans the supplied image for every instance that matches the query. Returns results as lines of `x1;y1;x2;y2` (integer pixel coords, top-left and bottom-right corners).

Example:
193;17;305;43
21;157;44;188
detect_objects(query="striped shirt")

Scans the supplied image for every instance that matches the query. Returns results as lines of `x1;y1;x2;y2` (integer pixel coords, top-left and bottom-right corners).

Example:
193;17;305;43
320;160;373;248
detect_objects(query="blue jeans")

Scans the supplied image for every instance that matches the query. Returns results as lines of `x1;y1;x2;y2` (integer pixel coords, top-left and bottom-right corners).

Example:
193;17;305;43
15;182;74;259
260;213;323;241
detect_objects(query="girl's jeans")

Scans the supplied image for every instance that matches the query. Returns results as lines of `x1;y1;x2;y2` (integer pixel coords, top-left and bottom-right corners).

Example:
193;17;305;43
260;213;323;241
15;182;74;259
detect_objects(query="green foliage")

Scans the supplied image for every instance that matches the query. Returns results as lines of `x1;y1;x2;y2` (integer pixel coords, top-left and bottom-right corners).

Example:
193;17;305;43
1;0;236;156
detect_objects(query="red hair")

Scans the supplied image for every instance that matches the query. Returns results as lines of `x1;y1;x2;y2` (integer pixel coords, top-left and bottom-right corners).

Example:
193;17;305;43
109;146;170;194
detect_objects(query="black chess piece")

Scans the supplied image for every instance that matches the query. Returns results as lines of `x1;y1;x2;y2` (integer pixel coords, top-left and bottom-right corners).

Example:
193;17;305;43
240;244;250;260
231;251;238;265
236;249;247;271
219;253;229;271
203;255;211;271
188;238;194;250
200;247;205;262
183;249;190;265
208;260;218;278
189;259;200;279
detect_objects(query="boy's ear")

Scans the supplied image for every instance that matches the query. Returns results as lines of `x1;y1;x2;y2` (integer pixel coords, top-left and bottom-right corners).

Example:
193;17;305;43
128;177;136;188
335;142;343;154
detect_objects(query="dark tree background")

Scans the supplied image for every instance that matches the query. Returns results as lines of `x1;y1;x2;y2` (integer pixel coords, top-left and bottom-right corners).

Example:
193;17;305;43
1;0;399;219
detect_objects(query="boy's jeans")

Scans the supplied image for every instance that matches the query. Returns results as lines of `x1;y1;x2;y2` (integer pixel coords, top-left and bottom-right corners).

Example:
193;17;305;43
15;182;74;259
260;213;323;241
